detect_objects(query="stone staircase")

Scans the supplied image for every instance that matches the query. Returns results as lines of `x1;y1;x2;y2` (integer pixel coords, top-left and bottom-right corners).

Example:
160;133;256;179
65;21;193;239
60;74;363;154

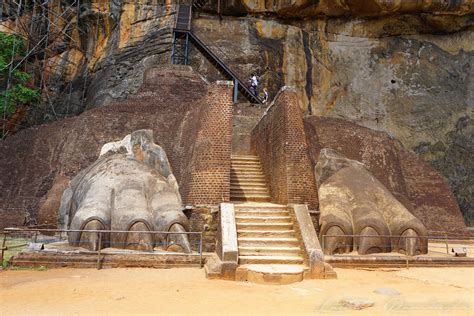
234;203;308;284
230;155;271;202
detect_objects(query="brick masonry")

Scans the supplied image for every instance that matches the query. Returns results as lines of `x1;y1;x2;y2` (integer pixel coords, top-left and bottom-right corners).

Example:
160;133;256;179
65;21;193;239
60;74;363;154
0;66;232;239
180;81;233;205
304;116;467;236
251;88;318;209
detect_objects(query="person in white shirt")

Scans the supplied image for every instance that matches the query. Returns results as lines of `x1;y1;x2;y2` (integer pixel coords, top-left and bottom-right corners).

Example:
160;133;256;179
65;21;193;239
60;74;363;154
249;74;259;96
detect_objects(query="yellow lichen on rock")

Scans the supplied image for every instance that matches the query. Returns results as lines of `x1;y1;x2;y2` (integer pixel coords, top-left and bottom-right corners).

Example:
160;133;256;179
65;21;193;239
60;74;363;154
119;3;135;49
282;26;308;110
255;20;286;40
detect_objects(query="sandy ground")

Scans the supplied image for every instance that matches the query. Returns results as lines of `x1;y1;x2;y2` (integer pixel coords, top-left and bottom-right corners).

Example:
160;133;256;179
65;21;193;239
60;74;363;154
0;267;473;315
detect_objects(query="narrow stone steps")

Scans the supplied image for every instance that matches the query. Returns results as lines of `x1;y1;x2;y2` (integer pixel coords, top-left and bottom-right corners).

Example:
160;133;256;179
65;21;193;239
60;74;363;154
237;230;296;238
230;188;270;197
230;182;267;187
238;255;304;265
238;246;302;256
231;172;265;177
236;222;294;230
238;237;300;247
230;163;262;170
230;194;271;202
231;168;263;172
231;155;260;161
235;216;291;223
231;164;260;169
230;174;266;179
231;188;270;195
231;158;261;163
230;180;267;186
231;164;262;169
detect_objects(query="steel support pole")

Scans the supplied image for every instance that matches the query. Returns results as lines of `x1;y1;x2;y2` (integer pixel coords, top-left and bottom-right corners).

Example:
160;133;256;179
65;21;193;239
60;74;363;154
184;33;189;65
1;232;7;266
405;237;409;269
233;79;238;103
97;232;102;270
445;233;449;255
171;32;176;64
199;232;203;268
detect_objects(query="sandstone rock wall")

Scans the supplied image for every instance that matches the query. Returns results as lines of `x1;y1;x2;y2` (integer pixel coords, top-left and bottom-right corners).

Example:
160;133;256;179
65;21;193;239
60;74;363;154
214;0;473;17
2;1;472;223
189;14;472;225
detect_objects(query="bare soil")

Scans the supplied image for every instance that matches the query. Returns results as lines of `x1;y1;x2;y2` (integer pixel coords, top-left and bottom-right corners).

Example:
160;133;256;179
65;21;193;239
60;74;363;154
0;267;472;315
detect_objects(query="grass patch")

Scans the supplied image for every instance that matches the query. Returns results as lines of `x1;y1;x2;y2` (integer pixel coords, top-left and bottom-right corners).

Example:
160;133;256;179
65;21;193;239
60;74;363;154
1;237;29;269
8;265;48;271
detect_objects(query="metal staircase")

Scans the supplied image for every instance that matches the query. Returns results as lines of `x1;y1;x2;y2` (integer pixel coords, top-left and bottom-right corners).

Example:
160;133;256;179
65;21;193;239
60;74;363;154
172;4;262;104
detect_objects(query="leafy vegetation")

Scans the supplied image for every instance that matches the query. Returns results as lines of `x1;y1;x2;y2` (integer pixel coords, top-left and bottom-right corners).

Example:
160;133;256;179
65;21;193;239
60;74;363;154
0;32;40;125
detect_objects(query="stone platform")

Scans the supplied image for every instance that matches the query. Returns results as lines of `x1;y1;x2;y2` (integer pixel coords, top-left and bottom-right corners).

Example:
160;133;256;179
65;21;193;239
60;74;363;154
9;245;210;269
235;264;307;285
326;255;474;268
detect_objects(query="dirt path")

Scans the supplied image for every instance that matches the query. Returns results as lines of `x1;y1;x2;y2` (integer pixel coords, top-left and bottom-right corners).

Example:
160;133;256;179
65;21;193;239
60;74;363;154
0;267;473;315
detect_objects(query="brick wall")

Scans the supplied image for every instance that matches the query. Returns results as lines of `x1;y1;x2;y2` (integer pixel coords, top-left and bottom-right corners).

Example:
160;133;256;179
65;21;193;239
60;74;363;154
304;116;468;236
179;81;233;205
0;66;231;229
399;149;467;236
251;88;318;209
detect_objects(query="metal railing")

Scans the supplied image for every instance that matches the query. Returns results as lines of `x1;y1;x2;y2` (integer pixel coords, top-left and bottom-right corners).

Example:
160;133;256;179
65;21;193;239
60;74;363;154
321;233;474;268
1;228;204;270
321;234;473;255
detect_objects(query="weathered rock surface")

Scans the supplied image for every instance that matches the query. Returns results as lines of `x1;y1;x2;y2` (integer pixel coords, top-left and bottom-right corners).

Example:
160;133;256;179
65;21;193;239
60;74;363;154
316;149;428;255
340;298;374;310
1;1;472;224
60;129;191;252
216;0;473;17
188;16;472;224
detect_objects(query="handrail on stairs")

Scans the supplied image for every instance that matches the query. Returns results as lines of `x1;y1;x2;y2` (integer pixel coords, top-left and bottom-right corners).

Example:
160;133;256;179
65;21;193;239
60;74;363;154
173;4;262;104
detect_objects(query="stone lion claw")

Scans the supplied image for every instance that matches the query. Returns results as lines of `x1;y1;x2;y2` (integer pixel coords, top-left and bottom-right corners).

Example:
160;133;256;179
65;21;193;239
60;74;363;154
316;149;428;256
59;130;192;253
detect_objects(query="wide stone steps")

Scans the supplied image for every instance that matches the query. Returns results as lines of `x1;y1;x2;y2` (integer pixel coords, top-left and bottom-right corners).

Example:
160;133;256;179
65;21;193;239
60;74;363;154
237;230;295;238
235;204;288;210
238;255;304;265
236;222;294;230
238;246;302;256
233;202;308;284
235;216;291;223
238;237;300;247
235;210;290;217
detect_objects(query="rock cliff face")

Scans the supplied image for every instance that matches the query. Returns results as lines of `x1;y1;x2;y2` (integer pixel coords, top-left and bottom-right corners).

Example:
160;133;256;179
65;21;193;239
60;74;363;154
215;0;473;17
1;1;472;223
190;14;473;225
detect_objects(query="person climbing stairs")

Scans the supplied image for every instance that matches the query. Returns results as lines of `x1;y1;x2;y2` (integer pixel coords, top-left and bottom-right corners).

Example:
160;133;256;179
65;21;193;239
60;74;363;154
172;4;262;104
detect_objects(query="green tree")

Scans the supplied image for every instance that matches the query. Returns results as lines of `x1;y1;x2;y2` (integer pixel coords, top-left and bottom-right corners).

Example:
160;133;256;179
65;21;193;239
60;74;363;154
0;32;40;125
